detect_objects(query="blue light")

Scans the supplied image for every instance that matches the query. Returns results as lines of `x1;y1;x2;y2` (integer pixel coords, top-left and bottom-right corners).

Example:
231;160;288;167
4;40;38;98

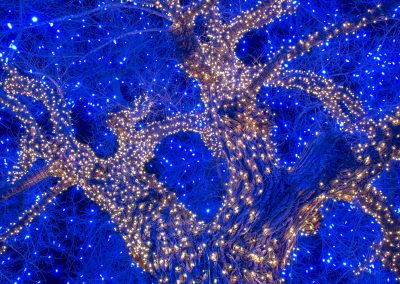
9;43;17;50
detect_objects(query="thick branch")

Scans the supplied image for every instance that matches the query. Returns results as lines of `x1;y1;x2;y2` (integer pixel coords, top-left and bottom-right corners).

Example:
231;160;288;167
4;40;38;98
0;166;51;202
0;180;68;249
269;69;367;133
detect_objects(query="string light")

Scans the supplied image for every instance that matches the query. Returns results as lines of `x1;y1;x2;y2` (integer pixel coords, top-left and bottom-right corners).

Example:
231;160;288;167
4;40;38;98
0;0;399;282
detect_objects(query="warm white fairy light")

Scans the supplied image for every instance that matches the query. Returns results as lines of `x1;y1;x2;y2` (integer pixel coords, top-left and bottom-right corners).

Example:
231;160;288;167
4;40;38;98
1;0;399;282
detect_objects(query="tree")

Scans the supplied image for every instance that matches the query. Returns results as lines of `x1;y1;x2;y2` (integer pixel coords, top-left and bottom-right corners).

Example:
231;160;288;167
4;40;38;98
0;0;399;282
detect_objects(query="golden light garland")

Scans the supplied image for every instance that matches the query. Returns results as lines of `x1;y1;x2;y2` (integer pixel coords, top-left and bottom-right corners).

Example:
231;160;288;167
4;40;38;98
0;0;399;282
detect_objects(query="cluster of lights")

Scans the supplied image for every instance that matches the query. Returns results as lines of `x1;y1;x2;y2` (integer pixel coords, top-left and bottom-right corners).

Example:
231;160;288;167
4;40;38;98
0;0;399;282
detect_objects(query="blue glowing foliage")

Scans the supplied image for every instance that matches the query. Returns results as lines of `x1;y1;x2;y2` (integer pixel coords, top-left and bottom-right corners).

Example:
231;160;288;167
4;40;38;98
0;0;399;282
146;131;228;222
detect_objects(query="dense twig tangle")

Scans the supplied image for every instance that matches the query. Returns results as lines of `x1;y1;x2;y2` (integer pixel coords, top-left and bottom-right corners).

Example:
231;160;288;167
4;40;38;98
1;0;400;282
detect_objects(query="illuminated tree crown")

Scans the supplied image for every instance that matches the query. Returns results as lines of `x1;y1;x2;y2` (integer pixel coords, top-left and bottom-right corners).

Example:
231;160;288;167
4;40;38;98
0;0;400;282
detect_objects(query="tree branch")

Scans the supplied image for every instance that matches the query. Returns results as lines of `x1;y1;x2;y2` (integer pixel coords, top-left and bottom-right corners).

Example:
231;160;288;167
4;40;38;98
249;3;395;92
226;0;297;44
